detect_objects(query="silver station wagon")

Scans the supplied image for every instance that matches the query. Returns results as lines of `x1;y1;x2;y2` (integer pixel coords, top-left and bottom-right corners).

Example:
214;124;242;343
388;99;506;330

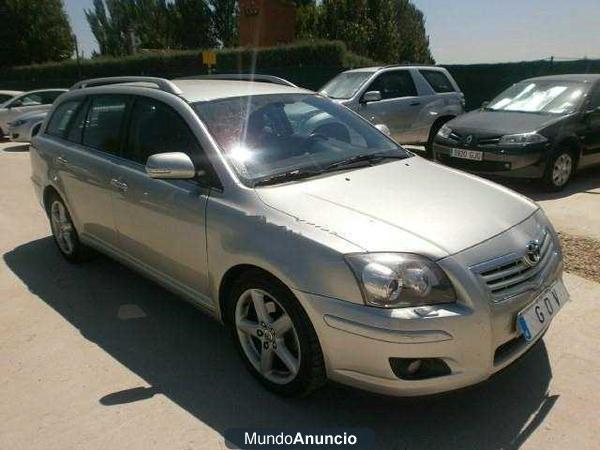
30;76;568;397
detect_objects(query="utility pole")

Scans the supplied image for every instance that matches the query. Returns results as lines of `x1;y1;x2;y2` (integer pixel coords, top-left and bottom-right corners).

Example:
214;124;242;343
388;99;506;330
72;34;82;81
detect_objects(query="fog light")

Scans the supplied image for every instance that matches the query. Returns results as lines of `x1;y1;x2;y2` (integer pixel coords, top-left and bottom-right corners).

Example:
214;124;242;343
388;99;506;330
407;359;422;374
389;357;451;380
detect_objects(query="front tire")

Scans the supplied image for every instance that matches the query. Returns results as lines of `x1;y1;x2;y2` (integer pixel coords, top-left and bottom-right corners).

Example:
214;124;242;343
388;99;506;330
542;149;574;191
227;270;326;397
47;193;91;263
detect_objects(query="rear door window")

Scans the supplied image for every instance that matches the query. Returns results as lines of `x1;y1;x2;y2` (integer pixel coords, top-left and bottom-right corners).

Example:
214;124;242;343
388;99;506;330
368;70;417;99
82;95;129;155
15;93;42;107
420;70;455;93
46;100;83;138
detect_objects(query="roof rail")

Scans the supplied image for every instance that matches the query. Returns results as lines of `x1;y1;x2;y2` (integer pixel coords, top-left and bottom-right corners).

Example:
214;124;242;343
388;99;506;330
70;77;183;95
381;63;437;69
176;74;297;87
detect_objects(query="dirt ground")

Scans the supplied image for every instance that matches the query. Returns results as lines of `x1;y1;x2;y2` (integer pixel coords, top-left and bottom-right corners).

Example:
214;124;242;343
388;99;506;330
2;142;600;450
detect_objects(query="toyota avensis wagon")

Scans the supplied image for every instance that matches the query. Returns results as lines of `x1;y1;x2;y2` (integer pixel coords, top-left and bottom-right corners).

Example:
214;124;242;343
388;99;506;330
30;76;568;397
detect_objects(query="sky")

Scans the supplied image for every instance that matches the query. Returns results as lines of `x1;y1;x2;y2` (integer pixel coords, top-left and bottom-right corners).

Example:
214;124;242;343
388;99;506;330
64;0;600;64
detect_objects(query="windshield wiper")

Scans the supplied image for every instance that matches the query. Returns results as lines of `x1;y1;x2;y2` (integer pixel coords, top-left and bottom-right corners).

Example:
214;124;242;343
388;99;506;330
323;152;408;172
253;168;322;187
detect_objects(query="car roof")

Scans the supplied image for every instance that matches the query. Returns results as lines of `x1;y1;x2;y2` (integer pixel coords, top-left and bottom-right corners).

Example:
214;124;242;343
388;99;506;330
0;90;23;96
19;88;68;96
523;74;600;83
171;79;312;102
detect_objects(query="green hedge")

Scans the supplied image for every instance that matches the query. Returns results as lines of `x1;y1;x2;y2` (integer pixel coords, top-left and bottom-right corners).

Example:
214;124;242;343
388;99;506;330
446;59;600;110
1;40;598;111
0;40;374;91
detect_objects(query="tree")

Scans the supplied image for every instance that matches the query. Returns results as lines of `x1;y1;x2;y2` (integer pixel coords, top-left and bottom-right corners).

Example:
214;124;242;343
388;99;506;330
394;0;434;64
0;0;74;67
86;0;219;56
295;0;433;64
211;0;238;47
171;0;216;49
85;0;136;56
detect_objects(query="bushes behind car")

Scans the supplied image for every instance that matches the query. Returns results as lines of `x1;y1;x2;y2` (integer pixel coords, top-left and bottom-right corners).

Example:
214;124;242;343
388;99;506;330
0;40;375;92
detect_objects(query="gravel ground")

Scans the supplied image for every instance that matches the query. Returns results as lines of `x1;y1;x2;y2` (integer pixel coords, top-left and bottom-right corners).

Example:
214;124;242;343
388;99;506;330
559;232;600;283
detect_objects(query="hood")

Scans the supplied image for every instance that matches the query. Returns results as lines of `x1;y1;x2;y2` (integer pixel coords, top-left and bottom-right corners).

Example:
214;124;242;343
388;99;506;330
256;157;537;259
448;110;566;136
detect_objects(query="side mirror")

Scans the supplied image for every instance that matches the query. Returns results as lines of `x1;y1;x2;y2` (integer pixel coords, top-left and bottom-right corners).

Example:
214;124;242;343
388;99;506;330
361;91;382;103
375;123;392;137
146;152;196;179
481;101;489;109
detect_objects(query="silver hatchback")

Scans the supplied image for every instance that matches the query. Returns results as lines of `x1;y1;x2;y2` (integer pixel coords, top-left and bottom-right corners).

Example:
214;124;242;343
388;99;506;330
320;65;465;155
30;76;567;397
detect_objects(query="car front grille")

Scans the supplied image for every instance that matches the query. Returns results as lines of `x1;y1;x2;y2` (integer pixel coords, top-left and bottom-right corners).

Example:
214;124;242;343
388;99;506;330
445;131;501;147
471;229;557;302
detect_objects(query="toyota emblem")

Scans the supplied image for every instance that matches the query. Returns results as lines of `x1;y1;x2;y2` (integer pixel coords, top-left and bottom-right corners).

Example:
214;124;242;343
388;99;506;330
523;240;542;267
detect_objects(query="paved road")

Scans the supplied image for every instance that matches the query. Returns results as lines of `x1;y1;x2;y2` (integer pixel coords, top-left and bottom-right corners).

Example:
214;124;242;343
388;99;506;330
1;142;599;449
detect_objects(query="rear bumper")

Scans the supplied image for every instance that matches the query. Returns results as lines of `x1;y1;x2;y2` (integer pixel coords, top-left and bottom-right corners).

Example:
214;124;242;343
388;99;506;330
433;142;547;179
294;214;564;397
7;125;30;143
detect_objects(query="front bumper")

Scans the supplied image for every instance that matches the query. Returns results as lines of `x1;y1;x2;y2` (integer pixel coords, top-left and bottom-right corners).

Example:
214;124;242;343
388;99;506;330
295;213;564;396
433;141;547;179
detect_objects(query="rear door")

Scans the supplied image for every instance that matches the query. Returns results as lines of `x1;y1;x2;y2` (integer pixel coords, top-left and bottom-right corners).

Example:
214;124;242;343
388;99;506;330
111;96;212;303
356;69;421;143
50;94;129;249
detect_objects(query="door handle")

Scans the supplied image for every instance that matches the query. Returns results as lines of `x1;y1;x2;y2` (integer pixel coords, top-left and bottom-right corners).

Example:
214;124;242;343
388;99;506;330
110;178;128;192
56;156;69;165
410;101;421;106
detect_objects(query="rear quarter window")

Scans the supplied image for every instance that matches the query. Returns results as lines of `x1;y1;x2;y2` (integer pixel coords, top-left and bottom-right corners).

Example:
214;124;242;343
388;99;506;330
420;70;455;93
46;100;82;138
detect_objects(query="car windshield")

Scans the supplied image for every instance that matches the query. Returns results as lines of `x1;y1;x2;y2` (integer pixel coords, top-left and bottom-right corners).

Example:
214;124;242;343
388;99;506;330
319;72;374;99
193;93;408;185
487;80;588;114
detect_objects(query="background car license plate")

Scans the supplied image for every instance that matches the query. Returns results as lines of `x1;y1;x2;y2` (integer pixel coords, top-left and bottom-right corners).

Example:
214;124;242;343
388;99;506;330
517;280;569;342
451;148;483;161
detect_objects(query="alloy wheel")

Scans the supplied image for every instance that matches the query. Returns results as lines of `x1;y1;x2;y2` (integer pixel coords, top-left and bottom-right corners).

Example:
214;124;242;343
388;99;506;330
50;200;75;255
235;288;301;384
552;153;572;187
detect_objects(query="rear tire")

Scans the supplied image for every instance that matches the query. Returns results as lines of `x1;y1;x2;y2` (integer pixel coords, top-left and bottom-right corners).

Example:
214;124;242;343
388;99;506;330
541;149;575;192
47;193;92;263
227;270;326;397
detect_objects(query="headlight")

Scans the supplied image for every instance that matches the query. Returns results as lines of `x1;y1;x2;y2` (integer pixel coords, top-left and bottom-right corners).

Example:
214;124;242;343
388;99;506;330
8;119;27;127
499;132;547;147
345;253;456;308
437;124;452;139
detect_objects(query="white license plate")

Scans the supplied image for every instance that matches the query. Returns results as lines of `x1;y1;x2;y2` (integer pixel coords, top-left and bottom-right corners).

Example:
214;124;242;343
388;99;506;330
517;280;569;342
451;148;483;161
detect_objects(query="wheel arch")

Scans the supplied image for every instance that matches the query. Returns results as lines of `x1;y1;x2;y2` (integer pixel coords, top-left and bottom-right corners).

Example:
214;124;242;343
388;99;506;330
555;135;582;168
42;185;61;214
429;115;455;138
218;264;296;325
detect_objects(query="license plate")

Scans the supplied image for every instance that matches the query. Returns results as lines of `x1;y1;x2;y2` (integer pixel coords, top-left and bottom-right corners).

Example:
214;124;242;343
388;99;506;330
517;280;569;342
451;148;483;161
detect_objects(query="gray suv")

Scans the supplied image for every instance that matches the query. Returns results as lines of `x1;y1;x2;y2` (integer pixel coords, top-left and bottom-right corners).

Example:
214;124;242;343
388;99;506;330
31;76;567;397
320;66;464;154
